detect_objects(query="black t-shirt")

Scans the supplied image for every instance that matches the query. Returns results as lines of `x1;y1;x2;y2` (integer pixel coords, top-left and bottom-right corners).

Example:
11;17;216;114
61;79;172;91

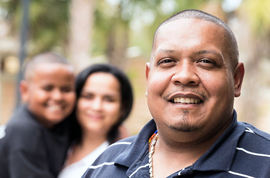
0;105;70;178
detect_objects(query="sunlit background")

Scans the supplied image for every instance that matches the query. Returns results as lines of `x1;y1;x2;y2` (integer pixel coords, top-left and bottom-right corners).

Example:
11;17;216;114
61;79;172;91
1;0;270;135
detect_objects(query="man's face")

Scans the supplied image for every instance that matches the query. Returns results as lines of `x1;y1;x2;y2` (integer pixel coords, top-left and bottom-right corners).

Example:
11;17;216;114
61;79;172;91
146;18;243;141
21;63;76;128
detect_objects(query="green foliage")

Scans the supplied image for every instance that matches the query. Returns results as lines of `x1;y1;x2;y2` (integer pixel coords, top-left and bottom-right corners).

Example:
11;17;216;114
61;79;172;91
1;0;210;58
29;0;70;55
241;0;270;37
128;0;209;56
0;0;70;55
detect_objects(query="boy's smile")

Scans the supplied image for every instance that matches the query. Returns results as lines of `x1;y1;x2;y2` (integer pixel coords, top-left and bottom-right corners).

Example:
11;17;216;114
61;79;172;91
21;63;76;128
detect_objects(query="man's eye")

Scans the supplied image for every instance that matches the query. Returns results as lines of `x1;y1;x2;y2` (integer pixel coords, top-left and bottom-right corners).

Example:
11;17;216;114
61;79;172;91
160;59;173;64
200;60;212;63
158;58;175;66
198;58;216;65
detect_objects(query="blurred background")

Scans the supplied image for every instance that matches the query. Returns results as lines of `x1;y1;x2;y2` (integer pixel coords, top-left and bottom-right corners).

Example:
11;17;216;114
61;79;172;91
0;0;270;135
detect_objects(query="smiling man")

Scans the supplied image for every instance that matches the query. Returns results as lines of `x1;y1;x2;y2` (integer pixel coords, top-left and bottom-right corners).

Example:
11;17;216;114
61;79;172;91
81;9;270;178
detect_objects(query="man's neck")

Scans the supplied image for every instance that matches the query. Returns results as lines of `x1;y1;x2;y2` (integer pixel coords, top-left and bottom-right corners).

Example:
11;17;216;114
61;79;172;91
151;119;232;178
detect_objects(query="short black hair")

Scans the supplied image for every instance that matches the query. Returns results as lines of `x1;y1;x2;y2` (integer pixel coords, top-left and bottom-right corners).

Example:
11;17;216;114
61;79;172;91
69;64;133;144
152;9;239;68
23;52;71;80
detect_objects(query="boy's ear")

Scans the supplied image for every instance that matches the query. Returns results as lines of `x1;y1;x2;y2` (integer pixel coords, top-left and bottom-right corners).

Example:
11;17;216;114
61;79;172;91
20;80;29;102
234;62;245;97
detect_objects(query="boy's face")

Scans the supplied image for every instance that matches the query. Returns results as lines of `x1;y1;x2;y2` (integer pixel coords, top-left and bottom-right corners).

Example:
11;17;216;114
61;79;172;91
21;63;76;128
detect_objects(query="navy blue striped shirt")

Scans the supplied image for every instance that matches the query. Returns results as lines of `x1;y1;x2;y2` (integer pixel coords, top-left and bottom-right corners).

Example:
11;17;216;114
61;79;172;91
82;111;270;178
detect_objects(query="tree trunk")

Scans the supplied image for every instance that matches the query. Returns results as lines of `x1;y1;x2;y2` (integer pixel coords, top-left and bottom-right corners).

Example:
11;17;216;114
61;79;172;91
106;24;129;69
68;0;95;73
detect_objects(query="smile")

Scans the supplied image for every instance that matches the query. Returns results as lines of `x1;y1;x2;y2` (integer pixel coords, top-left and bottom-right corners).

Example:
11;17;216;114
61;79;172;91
172;97;202;104
48;105;63;111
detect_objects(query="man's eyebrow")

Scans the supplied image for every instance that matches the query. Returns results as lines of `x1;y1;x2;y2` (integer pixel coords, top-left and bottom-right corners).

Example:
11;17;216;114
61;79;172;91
194;50;220;56
156;49;176;54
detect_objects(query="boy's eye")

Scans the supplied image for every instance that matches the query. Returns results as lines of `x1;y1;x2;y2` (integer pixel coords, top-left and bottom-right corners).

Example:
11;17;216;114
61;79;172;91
42;85;53;91
61;86;74;93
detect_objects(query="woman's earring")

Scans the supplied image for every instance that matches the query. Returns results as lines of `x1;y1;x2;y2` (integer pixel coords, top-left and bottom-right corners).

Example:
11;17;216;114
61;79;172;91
145;91;147;96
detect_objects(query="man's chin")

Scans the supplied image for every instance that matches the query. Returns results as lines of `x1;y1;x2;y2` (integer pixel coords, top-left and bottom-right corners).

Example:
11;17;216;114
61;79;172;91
169;124;198;132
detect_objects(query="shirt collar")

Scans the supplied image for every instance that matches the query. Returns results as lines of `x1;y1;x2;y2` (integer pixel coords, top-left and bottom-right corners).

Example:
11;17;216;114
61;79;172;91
114;119;156;167
115;110;245;173
193;110;245;171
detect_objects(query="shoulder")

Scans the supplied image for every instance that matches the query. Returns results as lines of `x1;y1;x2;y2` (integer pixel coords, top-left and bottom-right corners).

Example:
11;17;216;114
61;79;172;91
98;136;136;160
1;106;45;151
81;136;137;178
7;111;42;138
237;121;270;152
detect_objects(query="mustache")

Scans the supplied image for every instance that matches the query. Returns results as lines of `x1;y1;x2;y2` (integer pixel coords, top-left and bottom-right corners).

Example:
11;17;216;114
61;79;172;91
163;89;207;101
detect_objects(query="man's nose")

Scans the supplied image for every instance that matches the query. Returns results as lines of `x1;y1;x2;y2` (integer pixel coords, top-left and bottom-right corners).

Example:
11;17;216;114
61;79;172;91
171;61;200;86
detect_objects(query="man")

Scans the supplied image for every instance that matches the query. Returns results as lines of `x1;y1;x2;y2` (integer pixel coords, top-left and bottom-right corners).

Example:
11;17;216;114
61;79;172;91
82;9;270;178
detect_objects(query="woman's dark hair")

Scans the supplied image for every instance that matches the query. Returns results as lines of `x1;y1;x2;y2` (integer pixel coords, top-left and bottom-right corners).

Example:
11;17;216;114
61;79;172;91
69;64;133;144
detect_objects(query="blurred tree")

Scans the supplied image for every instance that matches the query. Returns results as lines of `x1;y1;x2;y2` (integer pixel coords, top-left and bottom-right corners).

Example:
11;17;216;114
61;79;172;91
0;0;70;56
93;0;209;69
0;0;221;71
29;0;70;55
235;0;270;126
68;0;95;73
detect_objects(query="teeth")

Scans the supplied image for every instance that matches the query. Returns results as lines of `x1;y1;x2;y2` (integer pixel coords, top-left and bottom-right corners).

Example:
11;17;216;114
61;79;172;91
48;105;62;111
173;98;201;104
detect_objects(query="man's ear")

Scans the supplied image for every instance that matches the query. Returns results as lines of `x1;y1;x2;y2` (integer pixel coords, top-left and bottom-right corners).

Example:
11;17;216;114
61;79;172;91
146;62;150;81
145;62;150;93
233;62;245;97
20;80;29;102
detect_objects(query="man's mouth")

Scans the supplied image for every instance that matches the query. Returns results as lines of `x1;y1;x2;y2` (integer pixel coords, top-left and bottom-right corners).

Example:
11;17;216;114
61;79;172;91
171;97;202;104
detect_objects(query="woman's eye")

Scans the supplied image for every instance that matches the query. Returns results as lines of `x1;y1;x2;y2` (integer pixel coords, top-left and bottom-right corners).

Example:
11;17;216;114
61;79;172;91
104;96;115;102
80;94;93;99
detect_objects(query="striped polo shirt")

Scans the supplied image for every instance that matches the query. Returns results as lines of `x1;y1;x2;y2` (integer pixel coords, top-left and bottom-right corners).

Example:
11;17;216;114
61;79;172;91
82;111;270;178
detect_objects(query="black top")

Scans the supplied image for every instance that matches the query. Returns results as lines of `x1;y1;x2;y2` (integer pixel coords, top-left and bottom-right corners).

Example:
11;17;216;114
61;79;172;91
82;110;270;178
0;105;70;178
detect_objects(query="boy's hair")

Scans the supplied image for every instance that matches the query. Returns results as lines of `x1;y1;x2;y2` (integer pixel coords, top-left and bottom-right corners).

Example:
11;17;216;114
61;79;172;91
23;52;71;81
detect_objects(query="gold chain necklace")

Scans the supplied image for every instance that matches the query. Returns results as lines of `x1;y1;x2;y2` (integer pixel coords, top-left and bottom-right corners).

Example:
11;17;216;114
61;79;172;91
149;133;158;178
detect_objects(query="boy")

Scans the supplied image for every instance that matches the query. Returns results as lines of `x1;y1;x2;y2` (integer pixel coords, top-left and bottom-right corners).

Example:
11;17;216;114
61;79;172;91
0;52;76;178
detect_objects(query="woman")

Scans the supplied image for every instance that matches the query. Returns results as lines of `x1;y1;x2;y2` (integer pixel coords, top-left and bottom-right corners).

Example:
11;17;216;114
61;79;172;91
58;64;133;178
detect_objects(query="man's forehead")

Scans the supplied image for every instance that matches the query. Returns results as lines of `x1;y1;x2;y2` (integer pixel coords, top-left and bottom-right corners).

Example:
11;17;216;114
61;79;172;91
156;18;222;40
150;18;228;65
153;18;224;51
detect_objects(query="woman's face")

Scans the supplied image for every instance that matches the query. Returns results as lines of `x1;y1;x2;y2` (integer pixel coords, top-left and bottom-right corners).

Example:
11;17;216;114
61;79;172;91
76;72;122;137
